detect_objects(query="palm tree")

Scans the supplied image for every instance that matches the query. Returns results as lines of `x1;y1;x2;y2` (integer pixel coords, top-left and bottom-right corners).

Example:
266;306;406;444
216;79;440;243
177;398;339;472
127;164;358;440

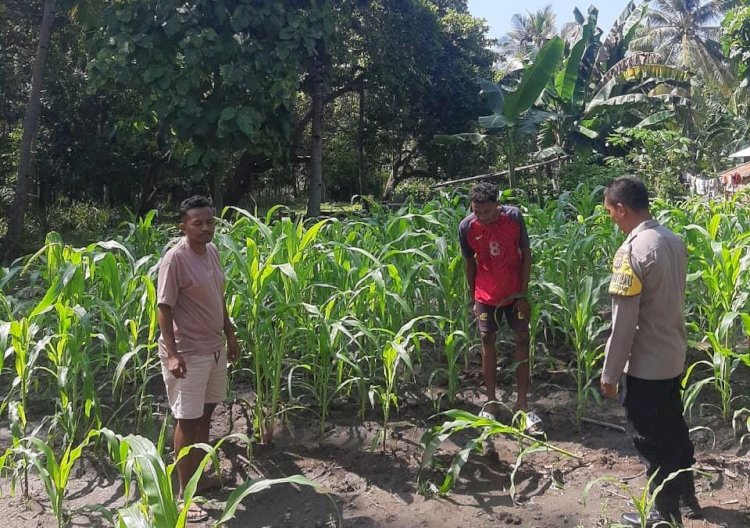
633;0;737;84
499;5;557;65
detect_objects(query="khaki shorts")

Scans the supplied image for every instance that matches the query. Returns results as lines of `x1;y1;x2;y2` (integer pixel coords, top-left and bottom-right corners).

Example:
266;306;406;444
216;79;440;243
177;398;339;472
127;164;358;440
161;349;228;419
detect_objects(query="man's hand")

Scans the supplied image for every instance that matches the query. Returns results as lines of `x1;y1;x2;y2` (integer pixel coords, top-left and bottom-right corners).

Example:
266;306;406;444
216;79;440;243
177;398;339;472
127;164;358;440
227;334;240;362
515;297;530;320
167;354;187;379
600;381;618;398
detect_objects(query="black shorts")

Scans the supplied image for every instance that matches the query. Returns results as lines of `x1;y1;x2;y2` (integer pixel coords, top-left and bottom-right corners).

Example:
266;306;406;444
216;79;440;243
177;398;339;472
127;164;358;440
476;301;529;336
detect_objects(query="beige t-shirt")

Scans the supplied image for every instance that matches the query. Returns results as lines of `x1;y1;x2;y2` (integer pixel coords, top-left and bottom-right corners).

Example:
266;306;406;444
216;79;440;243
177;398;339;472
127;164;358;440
602;219;687;384
157;238;225;356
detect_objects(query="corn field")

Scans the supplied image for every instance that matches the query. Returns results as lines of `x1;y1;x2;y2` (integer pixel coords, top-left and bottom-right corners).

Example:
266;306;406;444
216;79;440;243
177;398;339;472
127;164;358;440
1;186;750;525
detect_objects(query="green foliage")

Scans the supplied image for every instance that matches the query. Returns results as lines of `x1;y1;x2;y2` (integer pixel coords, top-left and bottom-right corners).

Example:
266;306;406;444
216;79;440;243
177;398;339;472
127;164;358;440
723;0;750;83
392;178;435;202
44;200;118;233
420;409;578;497
452;37;563;188
17;431;100;528
583;468;698;528
605;128;693;198
541;5;691;155
87;0;330;170
634;0;735;86
558;157;627;192
2;186;750;517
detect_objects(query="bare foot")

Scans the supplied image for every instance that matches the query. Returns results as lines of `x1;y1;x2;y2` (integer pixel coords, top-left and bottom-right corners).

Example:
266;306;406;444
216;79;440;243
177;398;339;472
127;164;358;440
196;474;223;494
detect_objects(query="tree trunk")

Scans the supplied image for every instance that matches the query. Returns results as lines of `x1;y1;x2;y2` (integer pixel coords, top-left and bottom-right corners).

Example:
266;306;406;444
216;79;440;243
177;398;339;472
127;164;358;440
382;161;400;201
136;164;155;218
228;152;253;204
2;0;55;257
357;84;366;196
307;50;324;217
506;133;517;189
211;171;224;214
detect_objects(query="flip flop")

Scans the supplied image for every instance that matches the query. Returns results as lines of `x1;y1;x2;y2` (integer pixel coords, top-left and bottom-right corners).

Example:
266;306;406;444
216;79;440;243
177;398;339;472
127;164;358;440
478;402;499;421
185;503;209;523
523;410;544;436
478;410;496;420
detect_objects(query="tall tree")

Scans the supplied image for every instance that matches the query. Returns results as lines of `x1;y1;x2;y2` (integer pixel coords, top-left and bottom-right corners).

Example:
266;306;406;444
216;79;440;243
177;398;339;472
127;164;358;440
539;4;691;154
498;4;557;65
723;0;750;88
87;0;330;211
373;1;495;198
2;0;55;257
633;0;736;84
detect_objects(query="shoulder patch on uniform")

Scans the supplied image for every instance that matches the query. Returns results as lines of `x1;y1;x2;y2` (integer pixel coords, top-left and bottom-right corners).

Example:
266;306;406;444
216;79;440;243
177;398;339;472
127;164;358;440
609;246;642;296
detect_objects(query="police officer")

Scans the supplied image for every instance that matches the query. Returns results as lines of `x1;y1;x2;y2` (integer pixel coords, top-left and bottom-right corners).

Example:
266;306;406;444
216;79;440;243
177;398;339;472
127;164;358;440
600;177;701;527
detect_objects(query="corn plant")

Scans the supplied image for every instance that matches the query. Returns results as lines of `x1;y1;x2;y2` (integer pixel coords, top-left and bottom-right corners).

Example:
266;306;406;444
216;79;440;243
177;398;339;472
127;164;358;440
42;303;100;444
427;329;468;409
583;468;697;528
2;268;78;494
14;430;100;528
682;220;750;420
214;474;321;526
99;428;233;527
99;428;317;528
684;313;748;421
120;209;166;256
288;306;367;440
420;409;577;496
542;275;608;421
370;315;437;451
4;264;77;416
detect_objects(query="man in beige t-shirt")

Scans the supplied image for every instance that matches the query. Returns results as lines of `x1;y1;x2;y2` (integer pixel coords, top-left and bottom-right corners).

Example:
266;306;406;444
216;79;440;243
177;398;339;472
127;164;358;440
157;195;240;522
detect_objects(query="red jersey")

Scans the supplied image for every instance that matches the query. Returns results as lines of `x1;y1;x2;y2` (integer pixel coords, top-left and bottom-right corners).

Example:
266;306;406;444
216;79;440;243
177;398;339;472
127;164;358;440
458;206;529;307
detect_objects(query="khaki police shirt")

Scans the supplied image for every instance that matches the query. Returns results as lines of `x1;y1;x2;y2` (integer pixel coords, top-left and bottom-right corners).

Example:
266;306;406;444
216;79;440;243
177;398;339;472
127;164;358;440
601;219;687;384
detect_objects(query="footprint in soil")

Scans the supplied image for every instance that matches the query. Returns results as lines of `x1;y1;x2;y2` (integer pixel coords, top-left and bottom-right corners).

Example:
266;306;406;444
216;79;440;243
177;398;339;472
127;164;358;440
495;511;522;525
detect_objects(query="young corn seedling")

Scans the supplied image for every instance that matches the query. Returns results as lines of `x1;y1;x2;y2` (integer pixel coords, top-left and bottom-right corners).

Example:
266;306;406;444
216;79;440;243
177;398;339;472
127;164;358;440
99;428;317;528
427;329;468;409
370;315;436;452
542;275;608;421
733;408;750;449
583;468;698;528
289;305;366;440
16;429;100;528
420;409;577;497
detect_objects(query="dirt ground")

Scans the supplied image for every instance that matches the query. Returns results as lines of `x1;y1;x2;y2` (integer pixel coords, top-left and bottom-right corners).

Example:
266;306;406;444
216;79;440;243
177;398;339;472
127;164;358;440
2;351;750;528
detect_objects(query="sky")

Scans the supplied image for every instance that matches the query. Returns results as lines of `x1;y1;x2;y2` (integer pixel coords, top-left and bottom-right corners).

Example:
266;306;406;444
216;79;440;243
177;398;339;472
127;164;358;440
466;0;630;42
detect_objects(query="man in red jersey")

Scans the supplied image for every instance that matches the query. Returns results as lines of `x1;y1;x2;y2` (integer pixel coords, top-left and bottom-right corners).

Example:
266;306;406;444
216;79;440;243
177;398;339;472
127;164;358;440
459;182;541;433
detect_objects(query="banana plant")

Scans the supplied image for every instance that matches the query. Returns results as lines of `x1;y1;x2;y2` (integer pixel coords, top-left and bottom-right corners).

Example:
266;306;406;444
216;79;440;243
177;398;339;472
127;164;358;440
447;37;564;188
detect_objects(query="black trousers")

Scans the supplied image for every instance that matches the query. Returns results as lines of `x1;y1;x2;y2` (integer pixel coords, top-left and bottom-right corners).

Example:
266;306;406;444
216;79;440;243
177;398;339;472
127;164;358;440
622;374;695;497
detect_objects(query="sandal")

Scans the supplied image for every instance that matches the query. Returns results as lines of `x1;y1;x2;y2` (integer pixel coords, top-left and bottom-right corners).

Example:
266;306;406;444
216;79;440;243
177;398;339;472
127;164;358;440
184;503;209;523
478;402;499;421
522;410;544;436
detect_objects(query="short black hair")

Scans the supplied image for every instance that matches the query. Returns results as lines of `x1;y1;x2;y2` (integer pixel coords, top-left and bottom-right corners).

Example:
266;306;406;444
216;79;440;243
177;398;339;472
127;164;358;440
604;176;649;211
179;195;213;220
470;182;498;203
